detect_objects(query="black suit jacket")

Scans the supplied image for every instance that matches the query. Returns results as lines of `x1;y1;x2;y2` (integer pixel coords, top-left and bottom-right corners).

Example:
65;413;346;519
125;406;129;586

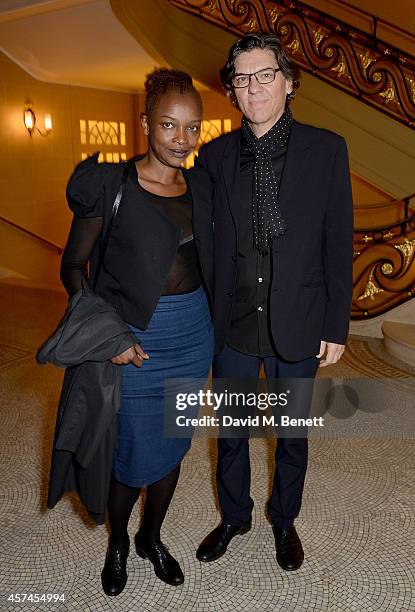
197;120;354;361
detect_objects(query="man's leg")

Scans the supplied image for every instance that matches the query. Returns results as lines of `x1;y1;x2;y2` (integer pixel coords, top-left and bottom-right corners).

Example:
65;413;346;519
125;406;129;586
215;345;260;525
264;353;318;570
196;345;260;562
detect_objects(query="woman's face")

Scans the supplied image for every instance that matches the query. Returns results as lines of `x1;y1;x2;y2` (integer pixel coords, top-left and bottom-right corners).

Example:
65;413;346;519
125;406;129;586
142;90;202;168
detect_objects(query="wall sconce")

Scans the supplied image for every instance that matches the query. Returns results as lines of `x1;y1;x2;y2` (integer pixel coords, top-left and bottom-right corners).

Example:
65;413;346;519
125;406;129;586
23;104;52;136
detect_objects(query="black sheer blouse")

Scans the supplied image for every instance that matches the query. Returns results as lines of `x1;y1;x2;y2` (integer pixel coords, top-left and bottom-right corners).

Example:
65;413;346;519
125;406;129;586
61;156;202;327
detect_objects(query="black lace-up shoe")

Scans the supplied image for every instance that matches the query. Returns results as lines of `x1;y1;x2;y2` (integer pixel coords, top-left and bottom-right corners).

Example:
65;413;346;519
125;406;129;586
272;525;304;571
135;535;184;586
196;521;252;562
101;536;130;596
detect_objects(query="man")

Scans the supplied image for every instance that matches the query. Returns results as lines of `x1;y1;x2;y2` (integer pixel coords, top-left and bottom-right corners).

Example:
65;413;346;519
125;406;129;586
195;32;353;571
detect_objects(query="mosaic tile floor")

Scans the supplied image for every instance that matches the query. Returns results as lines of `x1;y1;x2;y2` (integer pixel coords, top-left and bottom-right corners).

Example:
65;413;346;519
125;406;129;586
0;284;414;612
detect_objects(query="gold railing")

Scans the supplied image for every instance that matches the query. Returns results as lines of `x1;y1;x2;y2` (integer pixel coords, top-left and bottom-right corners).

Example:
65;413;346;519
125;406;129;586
0;214;63;254
169;0;415;128
352;194;415;319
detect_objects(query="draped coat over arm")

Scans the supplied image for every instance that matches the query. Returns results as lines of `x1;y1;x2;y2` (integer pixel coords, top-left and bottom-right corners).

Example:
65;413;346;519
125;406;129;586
38;282;140;524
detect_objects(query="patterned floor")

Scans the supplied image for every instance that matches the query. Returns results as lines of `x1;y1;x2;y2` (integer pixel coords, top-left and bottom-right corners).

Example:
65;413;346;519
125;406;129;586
0;284;414;612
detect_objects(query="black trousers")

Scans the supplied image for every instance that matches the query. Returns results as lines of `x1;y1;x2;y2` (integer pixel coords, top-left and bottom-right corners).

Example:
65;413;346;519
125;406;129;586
213;344;318;529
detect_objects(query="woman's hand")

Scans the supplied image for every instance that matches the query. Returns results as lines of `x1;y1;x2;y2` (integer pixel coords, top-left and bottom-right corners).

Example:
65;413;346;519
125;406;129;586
111;343;149;368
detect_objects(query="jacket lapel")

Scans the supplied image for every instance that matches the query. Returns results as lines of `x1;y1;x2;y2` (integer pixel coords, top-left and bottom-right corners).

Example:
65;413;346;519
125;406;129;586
222;131;241;227
278;121;312;216
183;166;211;231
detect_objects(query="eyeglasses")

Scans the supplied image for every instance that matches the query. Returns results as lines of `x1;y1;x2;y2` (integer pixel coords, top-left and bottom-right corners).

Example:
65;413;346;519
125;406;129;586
232;67;282;88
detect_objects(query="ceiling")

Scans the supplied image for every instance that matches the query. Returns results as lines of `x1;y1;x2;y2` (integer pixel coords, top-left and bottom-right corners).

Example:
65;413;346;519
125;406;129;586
0;0;161;92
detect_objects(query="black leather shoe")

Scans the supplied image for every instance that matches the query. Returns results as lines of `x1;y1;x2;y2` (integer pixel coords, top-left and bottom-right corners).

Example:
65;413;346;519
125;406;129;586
272;525;304;571
196;521;252;562
135;535;184;586
101;536;130;596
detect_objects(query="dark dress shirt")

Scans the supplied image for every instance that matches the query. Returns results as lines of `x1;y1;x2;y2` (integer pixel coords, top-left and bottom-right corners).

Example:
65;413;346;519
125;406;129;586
226;145;288;357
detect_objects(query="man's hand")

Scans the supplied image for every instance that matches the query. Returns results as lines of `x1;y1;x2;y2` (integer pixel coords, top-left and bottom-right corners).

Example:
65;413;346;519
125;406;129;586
316;341;345;367
111;343;149;368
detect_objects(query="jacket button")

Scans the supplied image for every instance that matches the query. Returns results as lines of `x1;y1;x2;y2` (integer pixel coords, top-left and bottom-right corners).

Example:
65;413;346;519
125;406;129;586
228;291;233;298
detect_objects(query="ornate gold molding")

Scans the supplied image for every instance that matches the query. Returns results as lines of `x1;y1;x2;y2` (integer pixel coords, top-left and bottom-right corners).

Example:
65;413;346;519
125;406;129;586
352;202;415;318
357;266;384;302
169;0;415;128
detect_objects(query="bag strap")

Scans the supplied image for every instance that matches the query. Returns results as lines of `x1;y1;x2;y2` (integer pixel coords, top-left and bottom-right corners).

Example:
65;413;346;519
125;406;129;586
93;163;129;290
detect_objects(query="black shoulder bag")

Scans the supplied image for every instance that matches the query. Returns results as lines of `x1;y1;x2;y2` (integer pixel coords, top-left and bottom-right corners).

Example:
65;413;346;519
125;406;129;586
93;163;129;290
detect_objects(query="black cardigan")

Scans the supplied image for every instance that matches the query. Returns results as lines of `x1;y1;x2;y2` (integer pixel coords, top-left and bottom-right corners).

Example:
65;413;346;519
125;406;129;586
64;154;214;328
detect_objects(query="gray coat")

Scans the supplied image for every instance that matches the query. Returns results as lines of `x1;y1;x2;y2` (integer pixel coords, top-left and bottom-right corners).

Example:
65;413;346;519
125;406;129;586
37;280;139;524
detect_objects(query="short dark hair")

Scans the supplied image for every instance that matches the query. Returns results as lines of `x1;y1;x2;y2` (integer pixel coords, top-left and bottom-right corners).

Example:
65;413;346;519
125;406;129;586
220;32;301;105
144;68;202;117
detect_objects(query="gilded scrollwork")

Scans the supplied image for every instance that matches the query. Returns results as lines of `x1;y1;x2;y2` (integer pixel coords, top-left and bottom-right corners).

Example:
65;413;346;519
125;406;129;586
286;38;299;53
407;77;415;103
169;0;415;128
351;191;415;317
269;7;282;25
381;263;393;275
379;80;397;105
352;231;415;318
247;17;258;31
331;55;350;80
357;267;384;301
359;50;374;73
395;237;415;267
206;0;217;13
312;28;324;50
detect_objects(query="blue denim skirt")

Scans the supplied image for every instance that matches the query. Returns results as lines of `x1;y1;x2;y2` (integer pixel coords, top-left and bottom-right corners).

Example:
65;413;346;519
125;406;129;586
112;287;213;487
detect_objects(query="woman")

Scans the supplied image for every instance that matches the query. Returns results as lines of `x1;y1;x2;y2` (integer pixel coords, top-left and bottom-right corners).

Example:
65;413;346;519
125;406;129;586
61;69;214;596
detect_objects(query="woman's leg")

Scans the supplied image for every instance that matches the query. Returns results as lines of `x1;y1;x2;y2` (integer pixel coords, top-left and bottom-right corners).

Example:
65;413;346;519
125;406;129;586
138;464;180;544
135;464;184;586
101;477;141;597
108;477;141;544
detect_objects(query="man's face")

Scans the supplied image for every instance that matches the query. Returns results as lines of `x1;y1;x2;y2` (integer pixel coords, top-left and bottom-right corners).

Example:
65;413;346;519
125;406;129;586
233;48;293;137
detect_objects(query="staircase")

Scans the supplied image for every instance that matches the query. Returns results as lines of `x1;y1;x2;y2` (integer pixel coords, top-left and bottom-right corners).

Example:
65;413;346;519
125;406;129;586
0;215;63;291
382;321;415;367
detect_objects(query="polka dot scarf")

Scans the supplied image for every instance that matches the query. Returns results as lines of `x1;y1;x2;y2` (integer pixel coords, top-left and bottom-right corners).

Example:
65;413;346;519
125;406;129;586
241;107;292;253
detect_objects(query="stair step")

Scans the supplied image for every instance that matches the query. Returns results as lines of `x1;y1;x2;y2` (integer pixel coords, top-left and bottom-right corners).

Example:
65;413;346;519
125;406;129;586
382;321;415;367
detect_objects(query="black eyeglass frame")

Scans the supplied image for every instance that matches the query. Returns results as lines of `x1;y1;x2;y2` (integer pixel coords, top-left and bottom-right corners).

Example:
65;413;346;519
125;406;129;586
231;67;282;88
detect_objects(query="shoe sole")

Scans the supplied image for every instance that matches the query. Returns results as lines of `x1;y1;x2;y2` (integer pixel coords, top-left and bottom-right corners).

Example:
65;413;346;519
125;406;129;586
197;524;252;563
135;543;184;586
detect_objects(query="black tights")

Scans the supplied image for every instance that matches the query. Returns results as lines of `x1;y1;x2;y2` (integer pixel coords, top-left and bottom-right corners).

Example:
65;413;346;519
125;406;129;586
107;464;181;545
